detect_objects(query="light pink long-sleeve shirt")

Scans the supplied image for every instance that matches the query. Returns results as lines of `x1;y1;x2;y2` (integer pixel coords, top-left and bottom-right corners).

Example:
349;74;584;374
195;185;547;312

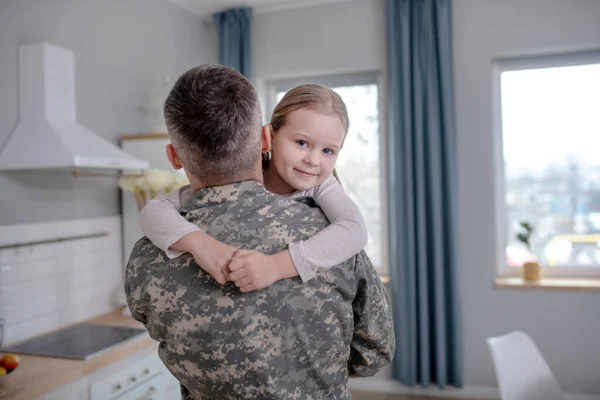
138;175;368;282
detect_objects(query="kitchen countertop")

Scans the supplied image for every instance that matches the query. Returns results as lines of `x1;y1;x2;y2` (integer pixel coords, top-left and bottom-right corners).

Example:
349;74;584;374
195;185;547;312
0;310;156;400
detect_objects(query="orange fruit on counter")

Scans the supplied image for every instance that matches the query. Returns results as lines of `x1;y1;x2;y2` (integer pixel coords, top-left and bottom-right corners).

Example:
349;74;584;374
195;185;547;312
0;366;7;376
0;354;19;372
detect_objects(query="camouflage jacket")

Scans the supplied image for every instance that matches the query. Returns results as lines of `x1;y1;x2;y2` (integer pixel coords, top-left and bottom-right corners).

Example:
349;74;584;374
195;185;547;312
125;181;394;400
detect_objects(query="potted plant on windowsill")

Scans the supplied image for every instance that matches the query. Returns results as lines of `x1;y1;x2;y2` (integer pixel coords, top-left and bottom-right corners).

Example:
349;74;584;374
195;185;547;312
516;221;541;281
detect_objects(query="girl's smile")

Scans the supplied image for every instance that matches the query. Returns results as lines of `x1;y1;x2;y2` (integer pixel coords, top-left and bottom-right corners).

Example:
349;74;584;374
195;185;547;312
266;108;346;194
294;168;319;177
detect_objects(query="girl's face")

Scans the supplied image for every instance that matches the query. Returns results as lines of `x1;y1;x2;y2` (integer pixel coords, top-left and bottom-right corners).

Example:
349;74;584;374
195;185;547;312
270;108;346;192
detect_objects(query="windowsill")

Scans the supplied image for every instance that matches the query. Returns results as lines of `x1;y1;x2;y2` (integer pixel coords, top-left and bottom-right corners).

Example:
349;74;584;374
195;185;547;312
495;276;600;291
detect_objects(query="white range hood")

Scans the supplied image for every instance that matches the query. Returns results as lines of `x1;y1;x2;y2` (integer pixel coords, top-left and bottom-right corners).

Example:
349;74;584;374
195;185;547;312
0;43;149;172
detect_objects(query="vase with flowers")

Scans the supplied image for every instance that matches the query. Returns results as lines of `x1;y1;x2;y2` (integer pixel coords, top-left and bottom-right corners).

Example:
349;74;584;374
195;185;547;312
119;169;189;212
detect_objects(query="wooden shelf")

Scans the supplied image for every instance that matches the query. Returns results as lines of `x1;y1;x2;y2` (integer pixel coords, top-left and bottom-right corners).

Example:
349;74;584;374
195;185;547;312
120;133;169;141
495;276;600;291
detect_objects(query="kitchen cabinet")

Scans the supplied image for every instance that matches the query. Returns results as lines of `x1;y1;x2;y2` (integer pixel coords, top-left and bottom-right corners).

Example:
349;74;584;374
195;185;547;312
89;349;179;400
112;376;168;400
38;377;89;400
39;348;180;400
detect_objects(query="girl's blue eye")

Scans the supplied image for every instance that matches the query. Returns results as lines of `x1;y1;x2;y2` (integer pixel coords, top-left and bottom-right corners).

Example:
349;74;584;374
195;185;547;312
323;148;334;155
297;140;307;147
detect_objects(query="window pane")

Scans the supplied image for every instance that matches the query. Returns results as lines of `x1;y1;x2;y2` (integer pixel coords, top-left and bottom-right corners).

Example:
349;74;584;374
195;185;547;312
276;84;382;267
501;63;600;269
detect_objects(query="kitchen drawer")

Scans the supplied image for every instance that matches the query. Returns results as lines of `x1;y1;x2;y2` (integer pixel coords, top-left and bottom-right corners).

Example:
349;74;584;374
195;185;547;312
163;372;182;399
38;377;89;400
90;353;164;400
113;373;168;400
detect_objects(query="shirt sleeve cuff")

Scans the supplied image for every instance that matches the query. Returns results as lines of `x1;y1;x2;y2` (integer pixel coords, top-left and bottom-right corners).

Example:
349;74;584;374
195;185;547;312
289;241;317;283
162;225;202;259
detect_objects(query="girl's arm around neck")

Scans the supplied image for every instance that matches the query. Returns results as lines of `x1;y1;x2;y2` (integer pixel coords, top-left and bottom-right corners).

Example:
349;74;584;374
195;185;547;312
139;185;200;258
289;174;368;282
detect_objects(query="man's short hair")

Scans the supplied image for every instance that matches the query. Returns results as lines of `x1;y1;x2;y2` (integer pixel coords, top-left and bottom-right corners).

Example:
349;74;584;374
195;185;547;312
164;64;262;179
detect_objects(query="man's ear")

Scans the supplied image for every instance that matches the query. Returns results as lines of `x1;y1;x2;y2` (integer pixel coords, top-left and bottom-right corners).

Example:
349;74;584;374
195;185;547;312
261;124;273;153
166;144;183;170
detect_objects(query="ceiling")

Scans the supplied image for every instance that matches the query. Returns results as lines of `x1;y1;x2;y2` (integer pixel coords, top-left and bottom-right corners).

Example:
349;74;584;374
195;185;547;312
164;0;350;17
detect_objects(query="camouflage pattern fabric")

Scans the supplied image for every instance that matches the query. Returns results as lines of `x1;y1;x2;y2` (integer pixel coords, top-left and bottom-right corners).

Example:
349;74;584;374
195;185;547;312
125;180;395;400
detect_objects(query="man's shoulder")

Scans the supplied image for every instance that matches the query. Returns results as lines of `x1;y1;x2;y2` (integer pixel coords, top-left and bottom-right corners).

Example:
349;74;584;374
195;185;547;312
126;237;168;273
266;193;327;221
257;194;330;238
130;236;159;256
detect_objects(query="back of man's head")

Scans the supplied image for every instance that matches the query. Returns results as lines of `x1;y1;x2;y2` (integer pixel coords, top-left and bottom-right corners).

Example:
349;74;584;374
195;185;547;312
164;64;262;181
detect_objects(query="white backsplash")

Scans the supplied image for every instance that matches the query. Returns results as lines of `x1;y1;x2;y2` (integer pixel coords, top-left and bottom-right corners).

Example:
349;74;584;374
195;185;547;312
0;216;123;346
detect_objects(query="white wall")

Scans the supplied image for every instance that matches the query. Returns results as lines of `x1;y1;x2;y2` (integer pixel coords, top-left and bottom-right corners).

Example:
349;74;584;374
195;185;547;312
254;0;600;395
454;0;600;395
0;0;216;225
253;0;385;80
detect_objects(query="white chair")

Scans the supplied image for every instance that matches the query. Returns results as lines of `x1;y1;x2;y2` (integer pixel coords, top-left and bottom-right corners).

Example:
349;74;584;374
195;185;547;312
487;331;566;400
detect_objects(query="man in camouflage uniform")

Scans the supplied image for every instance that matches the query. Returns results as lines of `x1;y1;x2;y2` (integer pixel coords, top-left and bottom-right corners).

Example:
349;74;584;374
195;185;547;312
125;64;394;400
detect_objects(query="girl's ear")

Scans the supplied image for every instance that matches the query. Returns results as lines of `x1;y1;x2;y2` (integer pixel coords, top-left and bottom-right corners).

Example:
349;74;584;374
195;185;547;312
261;124;274;153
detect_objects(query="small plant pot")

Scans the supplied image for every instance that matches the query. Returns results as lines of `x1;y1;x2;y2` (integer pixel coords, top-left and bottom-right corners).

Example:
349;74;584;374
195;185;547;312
523;261;541;281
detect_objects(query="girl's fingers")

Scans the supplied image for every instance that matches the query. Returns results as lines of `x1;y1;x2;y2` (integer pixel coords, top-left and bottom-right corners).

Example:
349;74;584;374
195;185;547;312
212;272;227;285
230;249;253;263
231;248;243;259
240;284;256;293
229;267;247;282
229;258;242;272
234;276;252;288
229;255;250;271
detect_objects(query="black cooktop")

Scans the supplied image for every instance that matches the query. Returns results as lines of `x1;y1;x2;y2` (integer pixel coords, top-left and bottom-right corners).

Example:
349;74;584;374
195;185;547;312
3;324;147;360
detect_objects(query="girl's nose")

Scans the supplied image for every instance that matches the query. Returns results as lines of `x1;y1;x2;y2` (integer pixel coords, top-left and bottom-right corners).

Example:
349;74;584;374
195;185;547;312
303;151;319;166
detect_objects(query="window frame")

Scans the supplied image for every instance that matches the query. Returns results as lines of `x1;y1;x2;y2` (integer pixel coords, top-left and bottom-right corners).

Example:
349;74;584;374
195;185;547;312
492;49;600;278
261;70;389;276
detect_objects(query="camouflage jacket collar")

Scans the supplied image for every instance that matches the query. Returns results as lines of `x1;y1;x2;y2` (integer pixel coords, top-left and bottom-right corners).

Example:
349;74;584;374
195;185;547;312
185;180;267;209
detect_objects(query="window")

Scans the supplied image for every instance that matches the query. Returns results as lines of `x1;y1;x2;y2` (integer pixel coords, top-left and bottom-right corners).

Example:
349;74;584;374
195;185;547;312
266;73;385;270
495;51;600;277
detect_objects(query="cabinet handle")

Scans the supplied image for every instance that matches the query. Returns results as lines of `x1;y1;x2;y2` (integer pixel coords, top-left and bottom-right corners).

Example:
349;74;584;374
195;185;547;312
143;368;150;375
129;375;137;383
135;386;157;400
112;383;122;392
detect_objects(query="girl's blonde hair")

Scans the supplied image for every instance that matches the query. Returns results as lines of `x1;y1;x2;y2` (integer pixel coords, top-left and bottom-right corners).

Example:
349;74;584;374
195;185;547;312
264;84;349;186
270;84;349;134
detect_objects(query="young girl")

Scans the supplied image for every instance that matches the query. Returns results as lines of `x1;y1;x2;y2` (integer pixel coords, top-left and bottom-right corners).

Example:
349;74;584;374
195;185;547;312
139;84;368;292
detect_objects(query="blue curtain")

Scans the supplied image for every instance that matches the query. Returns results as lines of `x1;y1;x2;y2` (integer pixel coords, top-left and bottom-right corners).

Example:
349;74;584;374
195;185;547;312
213;8;253;79
386;0;462;388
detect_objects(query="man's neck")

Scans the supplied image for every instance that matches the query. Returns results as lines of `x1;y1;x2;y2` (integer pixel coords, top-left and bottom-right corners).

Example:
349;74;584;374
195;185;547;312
189;166;263;192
